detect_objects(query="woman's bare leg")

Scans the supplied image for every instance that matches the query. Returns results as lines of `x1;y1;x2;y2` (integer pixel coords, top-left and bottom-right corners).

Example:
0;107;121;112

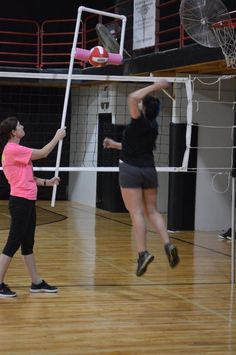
143;188;170;244
23;253;42;284
143;188;180;267
121;187;147;253
0;253;12;283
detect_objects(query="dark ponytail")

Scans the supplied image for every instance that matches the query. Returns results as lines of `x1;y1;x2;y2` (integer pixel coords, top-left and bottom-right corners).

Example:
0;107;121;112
0;116;18;153
143;95;161;121
142;96;160;149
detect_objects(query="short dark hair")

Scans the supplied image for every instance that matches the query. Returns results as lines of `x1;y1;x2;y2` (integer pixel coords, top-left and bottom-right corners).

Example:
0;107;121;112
0;116;18;153
143;95;161;121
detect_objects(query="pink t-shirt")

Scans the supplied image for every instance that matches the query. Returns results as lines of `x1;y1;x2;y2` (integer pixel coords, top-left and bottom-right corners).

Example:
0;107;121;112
2;142;37;200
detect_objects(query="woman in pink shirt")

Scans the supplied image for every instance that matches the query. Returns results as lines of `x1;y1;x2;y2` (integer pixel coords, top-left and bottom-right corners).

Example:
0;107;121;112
0;116;66;297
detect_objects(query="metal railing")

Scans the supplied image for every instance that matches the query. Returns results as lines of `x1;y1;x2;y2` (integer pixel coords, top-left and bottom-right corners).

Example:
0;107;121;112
0;18;40;68
0;0;192;70
40;19;84;69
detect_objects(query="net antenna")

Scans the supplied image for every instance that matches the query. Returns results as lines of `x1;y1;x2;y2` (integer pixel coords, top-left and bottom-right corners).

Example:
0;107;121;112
51;6;127;207
179;0;235;66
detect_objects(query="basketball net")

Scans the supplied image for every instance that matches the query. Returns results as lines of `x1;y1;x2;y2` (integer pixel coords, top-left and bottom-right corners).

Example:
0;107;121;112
212;18;236;69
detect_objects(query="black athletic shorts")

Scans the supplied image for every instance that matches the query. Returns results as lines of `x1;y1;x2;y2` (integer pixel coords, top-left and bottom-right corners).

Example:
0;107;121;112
119;161;158;189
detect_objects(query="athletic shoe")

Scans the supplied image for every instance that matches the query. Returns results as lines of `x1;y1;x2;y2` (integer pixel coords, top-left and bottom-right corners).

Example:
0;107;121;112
0;283;16;298
30;280;58;293
136;251;154;276
165;243;180;268
218;228;235;240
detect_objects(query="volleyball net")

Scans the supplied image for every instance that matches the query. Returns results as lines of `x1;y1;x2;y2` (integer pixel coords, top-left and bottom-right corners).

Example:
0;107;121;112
0;73;235;175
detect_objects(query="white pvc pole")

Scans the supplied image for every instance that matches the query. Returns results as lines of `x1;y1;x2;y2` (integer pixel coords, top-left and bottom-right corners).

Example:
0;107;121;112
79;7;126;56
51;6;83;207
0;71;189;83
35;166;185;172
79;6;126;21
51;6;128;207
119;16;126;56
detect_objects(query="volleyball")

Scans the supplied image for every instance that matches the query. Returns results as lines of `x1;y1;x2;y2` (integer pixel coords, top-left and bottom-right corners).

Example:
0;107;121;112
89;46;109;67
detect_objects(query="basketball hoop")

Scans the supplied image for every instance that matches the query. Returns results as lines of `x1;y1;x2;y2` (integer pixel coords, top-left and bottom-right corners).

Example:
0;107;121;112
212;12;236;69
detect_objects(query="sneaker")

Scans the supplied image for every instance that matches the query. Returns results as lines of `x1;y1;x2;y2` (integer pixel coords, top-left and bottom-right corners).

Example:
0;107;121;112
30;280;58;293
218;228;235;240
136;251;154;276
165;243;180;268
0;283;16;298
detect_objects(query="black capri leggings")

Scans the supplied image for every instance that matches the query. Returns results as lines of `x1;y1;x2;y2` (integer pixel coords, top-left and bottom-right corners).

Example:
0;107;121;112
2;196;36;257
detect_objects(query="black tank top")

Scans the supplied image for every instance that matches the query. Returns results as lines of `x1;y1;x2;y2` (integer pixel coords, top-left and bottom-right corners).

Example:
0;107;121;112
120;114;158;167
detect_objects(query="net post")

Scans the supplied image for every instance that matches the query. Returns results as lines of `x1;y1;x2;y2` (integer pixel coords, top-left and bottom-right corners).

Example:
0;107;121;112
182;78;193;170
231;177;235;283
231;107;236;283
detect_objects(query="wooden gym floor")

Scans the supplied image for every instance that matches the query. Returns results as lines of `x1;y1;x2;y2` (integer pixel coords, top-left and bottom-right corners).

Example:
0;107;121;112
0;200;235;354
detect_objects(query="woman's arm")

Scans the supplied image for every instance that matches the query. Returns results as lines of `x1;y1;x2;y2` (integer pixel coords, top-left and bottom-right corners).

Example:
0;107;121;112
31;127;66;161
128;80;171;119
103;137;122;150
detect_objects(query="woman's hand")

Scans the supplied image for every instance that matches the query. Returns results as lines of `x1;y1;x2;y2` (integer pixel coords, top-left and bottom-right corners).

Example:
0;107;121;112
55;127;66;141
153;80;172;90
46;177;60;186
103;137;115;148
103;137;122;150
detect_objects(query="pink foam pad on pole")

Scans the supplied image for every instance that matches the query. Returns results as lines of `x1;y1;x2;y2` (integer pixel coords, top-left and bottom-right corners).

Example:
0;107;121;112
75;47;123;65
107;53;123;65
75;48;90;61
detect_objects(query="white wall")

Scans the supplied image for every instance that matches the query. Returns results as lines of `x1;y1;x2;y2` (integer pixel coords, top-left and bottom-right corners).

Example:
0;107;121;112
193;77;235;231
68;85;98;206
69;171;97;206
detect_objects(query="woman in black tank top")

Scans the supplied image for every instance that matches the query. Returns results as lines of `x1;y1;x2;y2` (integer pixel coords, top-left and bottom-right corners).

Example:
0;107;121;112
103;81;180;276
